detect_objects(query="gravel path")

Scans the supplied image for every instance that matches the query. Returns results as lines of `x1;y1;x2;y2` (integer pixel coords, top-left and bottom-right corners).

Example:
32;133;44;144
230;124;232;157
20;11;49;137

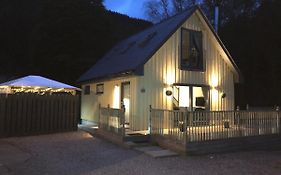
0;130;281;175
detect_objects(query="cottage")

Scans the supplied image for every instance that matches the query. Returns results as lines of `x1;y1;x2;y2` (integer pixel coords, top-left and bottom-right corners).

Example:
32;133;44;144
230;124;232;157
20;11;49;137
78;6;240;132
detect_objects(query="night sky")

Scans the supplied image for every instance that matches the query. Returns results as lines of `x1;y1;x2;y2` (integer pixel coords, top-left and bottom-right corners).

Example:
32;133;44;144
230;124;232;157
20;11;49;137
103;0;149;20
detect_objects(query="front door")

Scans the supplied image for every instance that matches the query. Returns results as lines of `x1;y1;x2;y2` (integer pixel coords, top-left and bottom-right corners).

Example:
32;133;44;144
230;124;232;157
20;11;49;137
121;82;130;124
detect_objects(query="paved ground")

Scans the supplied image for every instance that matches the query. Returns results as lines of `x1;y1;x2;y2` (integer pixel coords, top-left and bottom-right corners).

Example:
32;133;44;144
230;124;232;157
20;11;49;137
1;130;281;175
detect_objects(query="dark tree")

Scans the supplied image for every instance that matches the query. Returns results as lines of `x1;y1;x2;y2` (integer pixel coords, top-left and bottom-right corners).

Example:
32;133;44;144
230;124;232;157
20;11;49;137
0;0;151;84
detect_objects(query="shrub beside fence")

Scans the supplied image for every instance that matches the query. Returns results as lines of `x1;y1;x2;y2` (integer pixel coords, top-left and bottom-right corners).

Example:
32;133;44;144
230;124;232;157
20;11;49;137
0;94;79;138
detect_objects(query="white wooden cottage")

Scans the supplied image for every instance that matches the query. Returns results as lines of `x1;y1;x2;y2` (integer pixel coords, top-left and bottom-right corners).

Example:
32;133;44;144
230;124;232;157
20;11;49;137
78;6;240;131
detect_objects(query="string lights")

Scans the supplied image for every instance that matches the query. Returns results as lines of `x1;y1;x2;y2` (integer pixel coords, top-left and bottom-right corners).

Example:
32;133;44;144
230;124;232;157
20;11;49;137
0;86;76;95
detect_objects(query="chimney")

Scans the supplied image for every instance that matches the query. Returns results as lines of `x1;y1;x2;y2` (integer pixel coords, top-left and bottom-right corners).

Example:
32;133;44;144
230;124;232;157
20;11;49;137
214;1;220;33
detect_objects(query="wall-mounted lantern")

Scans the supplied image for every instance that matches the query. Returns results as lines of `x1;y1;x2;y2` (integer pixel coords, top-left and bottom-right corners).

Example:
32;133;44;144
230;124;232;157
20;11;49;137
165;90;172;96
221;92;226;98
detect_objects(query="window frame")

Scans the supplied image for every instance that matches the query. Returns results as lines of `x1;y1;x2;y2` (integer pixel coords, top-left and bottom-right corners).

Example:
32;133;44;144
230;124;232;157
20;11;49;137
83;85;91;95
96;83;104;95
180;28;204;71
173;83;210;111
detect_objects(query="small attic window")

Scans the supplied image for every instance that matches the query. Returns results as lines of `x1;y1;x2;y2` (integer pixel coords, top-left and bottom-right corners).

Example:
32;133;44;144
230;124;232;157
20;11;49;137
120;41;136;54
138;32;157;48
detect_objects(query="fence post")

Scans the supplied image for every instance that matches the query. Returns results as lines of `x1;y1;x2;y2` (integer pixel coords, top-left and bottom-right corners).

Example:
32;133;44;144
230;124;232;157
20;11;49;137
276;106;280;134
98;104;101;129
236;106;242;137
184;111;188;147
121;104;125;137
149;105;152;134
107;104;110;131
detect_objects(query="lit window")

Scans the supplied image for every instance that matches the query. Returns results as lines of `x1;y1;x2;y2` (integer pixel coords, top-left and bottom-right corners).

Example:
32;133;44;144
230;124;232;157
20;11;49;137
173;85;209;111
96;84;104;94
181;28;203;71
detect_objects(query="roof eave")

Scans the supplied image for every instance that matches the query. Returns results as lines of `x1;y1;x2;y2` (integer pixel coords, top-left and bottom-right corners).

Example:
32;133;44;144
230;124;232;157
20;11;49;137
77;69;143;85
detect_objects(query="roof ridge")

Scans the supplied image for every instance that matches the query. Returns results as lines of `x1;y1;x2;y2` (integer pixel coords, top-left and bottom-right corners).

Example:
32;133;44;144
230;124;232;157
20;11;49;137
111;6;198;47
153;5;197;25
129;6;197;38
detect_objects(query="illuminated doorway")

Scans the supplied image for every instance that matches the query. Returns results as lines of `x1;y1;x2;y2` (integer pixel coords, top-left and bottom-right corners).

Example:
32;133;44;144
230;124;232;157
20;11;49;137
121;82;130;125
173;84;209;111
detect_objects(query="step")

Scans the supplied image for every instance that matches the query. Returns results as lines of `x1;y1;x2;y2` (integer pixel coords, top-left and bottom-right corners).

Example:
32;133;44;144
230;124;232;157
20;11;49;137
134;146;179;158
124;141;151;148
123;134;150;142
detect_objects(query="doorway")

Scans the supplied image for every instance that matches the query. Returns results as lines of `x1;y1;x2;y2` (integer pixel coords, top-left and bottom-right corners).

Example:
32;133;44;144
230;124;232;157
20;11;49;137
173;85;209;111
121;82;130;125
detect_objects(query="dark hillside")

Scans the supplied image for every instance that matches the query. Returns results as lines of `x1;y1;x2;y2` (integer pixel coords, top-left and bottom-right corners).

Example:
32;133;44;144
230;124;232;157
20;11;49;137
0;0;152;84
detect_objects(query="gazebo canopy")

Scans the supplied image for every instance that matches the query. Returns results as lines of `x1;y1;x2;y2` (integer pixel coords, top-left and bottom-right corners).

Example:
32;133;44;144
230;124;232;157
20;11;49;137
0;75;80;94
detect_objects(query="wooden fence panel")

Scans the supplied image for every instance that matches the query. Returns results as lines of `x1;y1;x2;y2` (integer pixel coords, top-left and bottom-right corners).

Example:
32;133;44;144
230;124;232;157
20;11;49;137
0;95;5;137
0;94;79;138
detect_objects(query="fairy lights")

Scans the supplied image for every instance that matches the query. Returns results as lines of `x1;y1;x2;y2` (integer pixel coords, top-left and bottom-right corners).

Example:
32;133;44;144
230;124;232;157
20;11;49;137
0;86;76;95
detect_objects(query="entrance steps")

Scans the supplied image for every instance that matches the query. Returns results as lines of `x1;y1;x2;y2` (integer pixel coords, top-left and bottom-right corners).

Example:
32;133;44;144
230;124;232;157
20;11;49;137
124;139;179;158
79;125;178;158
133;145;179;158
123;133;150;142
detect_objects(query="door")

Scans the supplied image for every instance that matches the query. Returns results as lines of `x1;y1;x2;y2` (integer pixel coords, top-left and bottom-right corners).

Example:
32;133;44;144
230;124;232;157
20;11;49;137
121;82;130;124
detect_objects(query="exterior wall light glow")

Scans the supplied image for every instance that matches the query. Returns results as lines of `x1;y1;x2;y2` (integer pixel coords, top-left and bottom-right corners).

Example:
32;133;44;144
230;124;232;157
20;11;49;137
113;85;120;108
210;74;219;88
166;74;174;86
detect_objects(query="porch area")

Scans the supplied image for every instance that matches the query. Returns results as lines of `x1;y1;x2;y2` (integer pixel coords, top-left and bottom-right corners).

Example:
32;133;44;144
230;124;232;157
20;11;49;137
96;105;281;154
97;105;149;144
150;108;281;154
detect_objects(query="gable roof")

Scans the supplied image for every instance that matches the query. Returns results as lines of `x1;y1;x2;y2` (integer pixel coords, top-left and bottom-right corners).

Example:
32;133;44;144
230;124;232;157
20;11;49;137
78;6;240;83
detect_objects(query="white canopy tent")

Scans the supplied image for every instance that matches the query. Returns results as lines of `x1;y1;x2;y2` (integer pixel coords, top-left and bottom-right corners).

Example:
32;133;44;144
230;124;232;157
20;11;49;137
0;75;80;95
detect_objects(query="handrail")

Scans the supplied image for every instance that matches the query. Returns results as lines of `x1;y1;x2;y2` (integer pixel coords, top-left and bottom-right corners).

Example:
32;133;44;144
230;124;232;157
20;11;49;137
99;104;126;137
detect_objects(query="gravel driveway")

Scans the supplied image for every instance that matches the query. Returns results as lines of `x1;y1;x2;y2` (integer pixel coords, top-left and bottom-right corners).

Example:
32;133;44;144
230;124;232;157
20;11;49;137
0;130;281;175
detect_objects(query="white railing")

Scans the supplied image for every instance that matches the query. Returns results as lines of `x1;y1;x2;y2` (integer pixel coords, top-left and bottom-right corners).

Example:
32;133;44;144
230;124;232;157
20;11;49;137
150;108;281;145
99;105;125;137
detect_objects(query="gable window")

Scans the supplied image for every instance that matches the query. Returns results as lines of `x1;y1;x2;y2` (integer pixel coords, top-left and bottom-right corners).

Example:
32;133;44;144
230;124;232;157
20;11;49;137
96;84;104;94
180;28;203;71
84;85;90;95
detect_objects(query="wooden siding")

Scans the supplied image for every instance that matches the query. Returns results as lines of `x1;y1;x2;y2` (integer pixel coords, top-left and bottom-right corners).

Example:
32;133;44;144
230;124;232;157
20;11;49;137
81;77;137;123
133;11;236;130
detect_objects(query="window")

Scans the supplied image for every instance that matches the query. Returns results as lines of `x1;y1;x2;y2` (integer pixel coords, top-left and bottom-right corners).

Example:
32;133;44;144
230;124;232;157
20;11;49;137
96;84;104;94
84;85;90;95
173;85;209;111
180;28;203;71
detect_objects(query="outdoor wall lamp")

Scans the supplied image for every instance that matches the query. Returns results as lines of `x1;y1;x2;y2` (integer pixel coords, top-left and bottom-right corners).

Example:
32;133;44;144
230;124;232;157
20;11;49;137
165;90;172;96
221;92;226;98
